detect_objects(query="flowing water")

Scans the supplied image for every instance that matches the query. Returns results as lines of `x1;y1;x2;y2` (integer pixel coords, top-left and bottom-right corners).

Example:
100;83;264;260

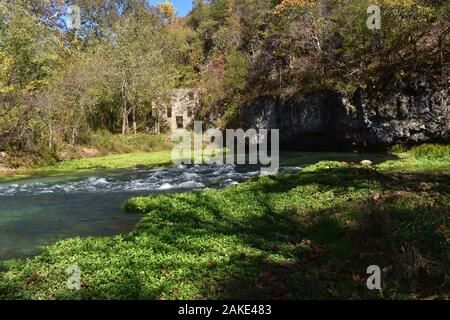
0;164;301;262
0;150;398;263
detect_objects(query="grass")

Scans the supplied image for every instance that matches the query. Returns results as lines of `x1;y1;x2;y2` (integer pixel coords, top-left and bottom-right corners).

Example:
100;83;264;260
377;144;450;173
0;144;448;300
0;150;227;183
0;151;174;183
44;151;174;171
0;132;174;182
85;131;173;155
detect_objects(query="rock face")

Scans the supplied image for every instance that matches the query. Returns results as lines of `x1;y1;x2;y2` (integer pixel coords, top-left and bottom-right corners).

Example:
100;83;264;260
240;80;448;149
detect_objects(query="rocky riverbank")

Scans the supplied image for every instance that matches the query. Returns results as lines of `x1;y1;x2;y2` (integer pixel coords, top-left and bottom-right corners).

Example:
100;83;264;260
240;79;449;150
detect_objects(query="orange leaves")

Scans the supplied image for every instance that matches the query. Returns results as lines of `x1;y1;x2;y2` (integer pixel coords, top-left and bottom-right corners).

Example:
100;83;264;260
274;0;315;15
157;0;176;23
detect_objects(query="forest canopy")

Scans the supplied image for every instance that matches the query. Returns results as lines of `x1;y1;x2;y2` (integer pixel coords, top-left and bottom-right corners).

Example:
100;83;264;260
0;0;448;163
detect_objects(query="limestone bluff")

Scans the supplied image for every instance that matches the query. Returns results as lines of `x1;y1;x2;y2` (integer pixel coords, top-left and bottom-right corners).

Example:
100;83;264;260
239;78;449;150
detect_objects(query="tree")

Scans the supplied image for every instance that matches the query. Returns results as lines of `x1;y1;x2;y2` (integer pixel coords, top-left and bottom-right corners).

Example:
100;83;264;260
157;0;176;24
97;10;177;135
0;1;63;154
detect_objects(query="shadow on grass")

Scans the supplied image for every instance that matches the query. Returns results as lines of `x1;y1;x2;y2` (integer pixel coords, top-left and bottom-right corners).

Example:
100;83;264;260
123;166;448;299
279;151;399;167
0;164;448;300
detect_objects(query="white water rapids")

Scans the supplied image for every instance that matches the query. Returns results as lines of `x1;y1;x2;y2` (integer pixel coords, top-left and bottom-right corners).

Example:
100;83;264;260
0;164;302;197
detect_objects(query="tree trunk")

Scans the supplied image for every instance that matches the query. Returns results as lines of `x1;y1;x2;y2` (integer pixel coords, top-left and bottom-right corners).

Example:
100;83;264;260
48;122;53;149
71;127;76;146
122;101;129;135
121;80;128;135
156;107;161;134
132;107;137;136
122;108;128;135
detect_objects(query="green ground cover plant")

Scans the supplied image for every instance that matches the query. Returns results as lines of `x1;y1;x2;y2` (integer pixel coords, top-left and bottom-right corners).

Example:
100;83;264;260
0;145;448;300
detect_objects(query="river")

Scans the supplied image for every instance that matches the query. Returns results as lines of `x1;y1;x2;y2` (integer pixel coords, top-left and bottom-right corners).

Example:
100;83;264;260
0;163;301;262
0;152;397;263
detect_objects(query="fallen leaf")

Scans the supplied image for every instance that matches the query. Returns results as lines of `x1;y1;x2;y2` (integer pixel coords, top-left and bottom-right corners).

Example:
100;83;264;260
300;239;312;246
352;273;363;282
373;193;382;201
171;288;180;296
422;295;439;300
25;272;37;285
382;265;393;275
327;286;338;297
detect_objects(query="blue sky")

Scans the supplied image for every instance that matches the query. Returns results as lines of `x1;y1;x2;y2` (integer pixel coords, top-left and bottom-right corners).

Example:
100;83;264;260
148;0;193;17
